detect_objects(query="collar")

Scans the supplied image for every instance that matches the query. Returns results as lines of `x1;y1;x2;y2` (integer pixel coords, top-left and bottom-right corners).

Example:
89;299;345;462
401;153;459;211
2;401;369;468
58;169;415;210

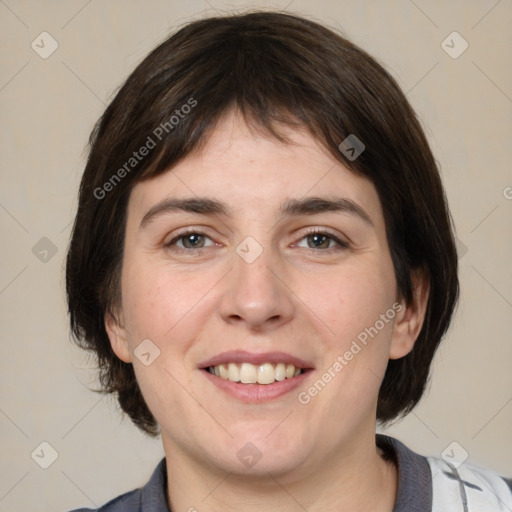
377;434;433;512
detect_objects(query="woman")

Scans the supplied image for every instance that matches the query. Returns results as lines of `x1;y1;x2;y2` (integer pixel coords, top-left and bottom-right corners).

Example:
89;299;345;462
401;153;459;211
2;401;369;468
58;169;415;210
66;11;511;511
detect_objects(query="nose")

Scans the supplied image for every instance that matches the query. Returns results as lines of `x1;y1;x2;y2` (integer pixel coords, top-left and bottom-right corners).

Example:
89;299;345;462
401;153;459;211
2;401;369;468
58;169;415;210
218;245;295;332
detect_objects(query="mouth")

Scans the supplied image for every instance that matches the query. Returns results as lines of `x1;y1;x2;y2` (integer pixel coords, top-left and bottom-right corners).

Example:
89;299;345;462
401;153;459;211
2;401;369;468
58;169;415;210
198;351;313;402
206;362;304;384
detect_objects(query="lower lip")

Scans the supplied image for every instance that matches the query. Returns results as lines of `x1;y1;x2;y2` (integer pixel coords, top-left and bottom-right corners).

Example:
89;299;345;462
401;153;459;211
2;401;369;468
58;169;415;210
201;369;312;403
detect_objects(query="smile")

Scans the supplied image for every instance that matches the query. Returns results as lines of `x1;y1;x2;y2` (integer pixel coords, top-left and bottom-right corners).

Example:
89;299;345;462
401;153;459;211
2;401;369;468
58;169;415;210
199;350;313;402
207;362;303;385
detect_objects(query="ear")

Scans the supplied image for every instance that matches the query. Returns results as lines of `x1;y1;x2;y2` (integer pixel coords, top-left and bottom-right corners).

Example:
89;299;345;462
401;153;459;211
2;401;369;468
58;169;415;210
105;309;132;363
389;270;430;360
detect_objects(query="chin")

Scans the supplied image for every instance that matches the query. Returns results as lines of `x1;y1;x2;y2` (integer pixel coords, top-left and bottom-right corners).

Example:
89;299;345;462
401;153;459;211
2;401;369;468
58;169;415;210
203;426;313;477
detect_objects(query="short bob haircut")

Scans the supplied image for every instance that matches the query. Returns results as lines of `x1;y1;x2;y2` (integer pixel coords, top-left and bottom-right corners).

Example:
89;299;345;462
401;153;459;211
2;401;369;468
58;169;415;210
66;11;459;436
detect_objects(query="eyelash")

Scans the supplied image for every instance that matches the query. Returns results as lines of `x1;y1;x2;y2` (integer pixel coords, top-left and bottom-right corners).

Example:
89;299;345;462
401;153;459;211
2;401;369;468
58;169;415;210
164;228;349;254
164;229;216;254
296;228;350;251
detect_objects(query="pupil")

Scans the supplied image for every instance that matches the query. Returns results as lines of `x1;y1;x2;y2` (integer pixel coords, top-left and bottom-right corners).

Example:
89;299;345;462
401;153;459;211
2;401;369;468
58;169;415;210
310;234;327;248
185;234;202;247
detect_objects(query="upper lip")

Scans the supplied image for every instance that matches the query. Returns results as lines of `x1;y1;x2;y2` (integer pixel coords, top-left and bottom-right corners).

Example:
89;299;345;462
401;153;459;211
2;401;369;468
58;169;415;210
198;350;314;369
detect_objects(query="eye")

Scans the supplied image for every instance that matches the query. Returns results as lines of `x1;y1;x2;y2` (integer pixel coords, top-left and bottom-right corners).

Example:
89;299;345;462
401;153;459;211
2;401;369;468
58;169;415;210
295;230;349;250
165;230;216;251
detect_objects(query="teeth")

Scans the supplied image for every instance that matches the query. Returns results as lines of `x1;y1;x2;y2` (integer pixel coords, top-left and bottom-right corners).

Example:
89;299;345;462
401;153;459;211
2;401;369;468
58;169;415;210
240;362;258;384
276;363;286;380
207;362;304;385
218;363;228;379
275;363;286;381
257;363;275;384
227;363;240;382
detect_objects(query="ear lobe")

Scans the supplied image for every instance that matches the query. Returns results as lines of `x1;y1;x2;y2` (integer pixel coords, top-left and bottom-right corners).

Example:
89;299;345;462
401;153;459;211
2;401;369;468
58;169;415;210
389;270;430;360
105;310;132;363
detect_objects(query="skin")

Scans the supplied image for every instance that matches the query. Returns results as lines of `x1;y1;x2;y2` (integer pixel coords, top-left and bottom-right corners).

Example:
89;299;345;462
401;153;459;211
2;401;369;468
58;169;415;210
106;109;428;512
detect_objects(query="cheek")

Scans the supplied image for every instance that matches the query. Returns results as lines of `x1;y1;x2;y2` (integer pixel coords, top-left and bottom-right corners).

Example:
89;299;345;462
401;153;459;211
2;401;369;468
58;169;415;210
118;262;213;424
314;260;397;404
300;257;397;409
301;257;397;348
120;260;217;354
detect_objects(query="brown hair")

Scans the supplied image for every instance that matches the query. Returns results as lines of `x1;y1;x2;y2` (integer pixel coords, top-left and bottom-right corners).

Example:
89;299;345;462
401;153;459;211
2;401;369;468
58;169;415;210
66;11;459;435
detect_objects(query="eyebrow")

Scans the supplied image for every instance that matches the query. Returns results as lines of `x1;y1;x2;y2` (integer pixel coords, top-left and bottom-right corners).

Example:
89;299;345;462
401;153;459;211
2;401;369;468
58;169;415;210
139;196;373;229
281;197;372;225
140;197;229;229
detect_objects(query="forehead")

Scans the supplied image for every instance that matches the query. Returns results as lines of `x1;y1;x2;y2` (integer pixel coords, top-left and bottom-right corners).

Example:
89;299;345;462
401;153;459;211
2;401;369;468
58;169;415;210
128;110;382;224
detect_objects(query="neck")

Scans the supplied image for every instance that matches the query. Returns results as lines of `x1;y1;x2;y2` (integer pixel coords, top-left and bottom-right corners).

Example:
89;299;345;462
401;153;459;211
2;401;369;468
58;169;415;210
163;433;398;512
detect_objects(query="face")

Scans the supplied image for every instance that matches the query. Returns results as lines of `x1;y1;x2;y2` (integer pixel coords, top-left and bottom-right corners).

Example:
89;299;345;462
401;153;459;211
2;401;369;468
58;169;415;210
107;110;422;479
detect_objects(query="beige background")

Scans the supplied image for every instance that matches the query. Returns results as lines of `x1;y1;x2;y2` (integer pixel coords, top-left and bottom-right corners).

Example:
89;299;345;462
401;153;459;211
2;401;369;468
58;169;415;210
0;0;511;510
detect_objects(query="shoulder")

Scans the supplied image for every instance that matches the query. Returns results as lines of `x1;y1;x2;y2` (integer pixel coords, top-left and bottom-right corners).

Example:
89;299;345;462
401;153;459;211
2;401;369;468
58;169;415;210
427;456;512;511
377;434;512;512
66;458;168;512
